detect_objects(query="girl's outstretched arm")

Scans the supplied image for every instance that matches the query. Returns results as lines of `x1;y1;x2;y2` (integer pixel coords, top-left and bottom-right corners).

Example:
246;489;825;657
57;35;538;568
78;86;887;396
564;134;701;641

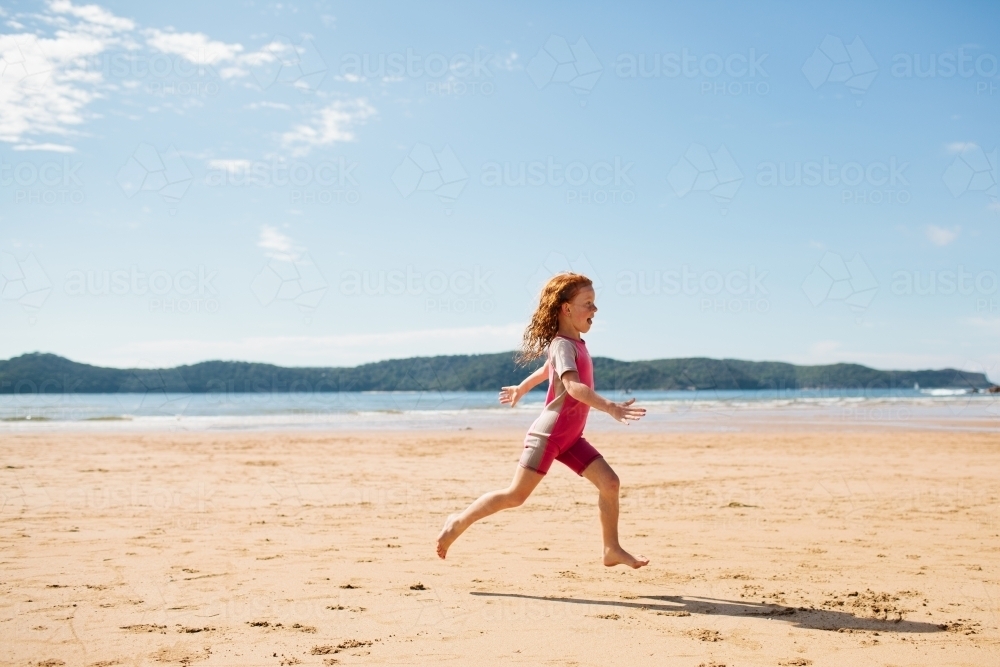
499;361;549;407
560;371;646;424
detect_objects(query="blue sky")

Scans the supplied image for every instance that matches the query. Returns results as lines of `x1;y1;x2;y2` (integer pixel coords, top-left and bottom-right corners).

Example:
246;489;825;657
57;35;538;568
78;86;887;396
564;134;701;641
1;0;998;380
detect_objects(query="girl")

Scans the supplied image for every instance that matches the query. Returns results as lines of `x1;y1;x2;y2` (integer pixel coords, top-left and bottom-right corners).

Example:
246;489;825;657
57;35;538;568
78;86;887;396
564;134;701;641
436;272;649;568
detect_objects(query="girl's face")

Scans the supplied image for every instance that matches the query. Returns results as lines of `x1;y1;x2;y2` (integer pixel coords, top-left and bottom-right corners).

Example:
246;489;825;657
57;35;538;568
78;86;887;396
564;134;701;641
561;286;597;334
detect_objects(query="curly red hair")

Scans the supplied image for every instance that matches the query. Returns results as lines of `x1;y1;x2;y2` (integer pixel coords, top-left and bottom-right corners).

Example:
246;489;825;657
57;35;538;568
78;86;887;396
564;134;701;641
517;272;593;364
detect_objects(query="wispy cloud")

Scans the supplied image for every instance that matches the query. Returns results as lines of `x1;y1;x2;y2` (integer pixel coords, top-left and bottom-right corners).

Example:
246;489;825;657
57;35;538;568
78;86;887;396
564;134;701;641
946;141;978;153
12;142;76;152
245;101;291;111
0;1;134;146
280;98;375;156
50;0;135;31
143;28;245;67
0;3;337;151
926;224;960;246
207;158;252;171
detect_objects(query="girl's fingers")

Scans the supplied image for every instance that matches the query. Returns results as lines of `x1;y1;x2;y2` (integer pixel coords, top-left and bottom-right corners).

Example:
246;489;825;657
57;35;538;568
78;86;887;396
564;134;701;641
623;398;636;406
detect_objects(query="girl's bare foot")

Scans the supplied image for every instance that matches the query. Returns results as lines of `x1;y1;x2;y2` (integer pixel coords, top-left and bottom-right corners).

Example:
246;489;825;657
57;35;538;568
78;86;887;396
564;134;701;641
436;514;463;559
603;545;649;569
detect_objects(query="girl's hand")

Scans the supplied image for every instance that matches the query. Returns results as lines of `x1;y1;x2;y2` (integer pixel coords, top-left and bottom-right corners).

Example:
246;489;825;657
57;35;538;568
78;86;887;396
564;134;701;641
499;385;525;407
608;398;646;425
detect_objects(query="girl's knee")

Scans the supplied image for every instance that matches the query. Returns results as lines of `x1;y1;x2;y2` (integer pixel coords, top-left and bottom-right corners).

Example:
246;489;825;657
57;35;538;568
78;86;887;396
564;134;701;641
600;471;620;495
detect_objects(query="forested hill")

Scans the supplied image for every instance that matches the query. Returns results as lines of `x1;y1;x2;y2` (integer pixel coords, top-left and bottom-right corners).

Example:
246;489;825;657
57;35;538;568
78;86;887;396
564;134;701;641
0;353;992;394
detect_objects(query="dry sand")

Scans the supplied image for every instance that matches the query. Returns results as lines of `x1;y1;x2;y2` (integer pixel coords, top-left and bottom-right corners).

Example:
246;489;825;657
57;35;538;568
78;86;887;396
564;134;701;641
1;427;998;666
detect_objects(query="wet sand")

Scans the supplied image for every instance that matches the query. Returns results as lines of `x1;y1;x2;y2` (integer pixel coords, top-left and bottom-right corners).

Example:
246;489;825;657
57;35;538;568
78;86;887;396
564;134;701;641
1;427;998;666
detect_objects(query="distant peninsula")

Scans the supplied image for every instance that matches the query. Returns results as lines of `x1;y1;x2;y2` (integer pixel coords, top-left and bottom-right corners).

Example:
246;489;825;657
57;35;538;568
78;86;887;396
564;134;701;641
0;352;993;394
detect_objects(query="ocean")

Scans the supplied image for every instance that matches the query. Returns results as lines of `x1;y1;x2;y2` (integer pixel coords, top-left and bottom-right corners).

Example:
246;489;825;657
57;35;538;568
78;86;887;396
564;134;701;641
1;388;997;432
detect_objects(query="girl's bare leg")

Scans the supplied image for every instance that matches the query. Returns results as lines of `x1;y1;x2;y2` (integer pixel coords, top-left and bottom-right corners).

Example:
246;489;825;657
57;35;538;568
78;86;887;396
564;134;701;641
436;465;544;559
581;458;649;568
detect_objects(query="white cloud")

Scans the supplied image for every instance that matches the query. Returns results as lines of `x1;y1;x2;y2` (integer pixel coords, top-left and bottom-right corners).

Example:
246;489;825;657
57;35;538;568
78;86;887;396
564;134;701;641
245;101;290;110
144;28;244;66
0;1;133;145
926;224;960;246
493;50;520;71
946;141;978;153
50;0;135;32
13;142;75;152
257;224;300;260
207;158;251;171
809;340;842;355
0;5;354;156
280;98;375;156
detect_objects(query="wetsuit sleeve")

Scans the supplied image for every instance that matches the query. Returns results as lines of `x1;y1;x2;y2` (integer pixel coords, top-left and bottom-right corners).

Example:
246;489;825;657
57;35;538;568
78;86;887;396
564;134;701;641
550;338;578;380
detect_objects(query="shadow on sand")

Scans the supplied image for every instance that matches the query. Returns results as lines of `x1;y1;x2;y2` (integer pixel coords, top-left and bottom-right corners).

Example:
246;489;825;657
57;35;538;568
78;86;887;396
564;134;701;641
470;592;945;633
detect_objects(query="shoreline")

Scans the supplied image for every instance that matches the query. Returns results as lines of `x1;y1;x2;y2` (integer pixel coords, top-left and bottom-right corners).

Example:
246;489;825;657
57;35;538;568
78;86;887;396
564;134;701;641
2;400;997;433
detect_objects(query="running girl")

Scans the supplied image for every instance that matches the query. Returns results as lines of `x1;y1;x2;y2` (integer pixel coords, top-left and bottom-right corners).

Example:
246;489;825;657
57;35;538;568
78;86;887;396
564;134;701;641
436;272;649;568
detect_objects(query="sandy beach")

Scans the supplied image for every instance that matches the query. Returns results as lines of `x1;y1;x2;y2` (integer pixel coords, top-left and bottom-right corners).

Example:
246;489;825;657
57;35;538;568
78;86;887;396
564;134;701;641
2;426;998;666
